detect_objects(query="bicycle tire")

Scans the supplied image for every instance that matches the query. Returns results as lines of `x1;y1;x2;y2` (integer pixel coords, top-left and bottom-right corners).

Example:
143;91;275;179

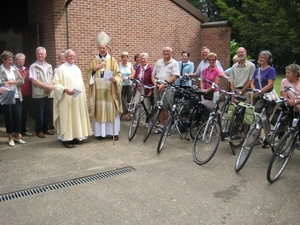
128;103;143;141
157;114;173;154
229;114;246;155
267;129;296;183
235;127;260;172
143;106;160;142
192;120;221;165
268;119;289;152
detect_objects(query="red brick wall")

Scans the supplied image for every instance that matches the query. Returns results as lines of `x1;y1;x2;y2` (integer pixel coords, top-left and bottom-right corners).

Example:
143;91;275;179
201;25;231;70
27;0;231;80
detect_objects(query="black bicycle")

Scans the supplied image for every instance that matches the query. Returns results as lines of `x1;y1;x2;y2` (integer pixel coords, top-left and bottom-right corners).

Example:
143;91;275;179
157;86;205;153
266;87;299;183
192;82;246;165
143;78;174;143
128;79;155;141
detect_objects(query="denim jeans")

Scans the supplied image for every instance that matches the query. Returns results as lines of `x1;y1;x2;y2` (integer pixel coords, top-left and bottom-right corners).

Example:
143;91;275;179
4;98;22;134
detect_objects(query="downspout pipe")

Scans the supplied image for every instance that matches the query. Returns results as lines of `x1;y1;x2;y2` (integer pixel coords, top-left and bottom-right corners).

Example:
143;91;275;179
64;0;73;49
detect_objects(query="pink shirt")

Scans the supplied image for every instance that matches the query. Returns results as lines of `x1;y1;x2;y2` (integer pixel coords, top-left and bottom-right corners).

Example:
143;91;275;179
201;66;221;92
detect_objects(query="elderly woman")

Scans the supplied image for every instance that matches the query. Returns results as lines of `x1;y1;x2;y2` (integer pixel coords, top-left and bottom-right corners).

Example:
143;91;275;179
119;51;135;120
0;51;25;146
130;53;153;112
250;50;277;116
87;31;122;141
280;63;300;109
200;52;222;103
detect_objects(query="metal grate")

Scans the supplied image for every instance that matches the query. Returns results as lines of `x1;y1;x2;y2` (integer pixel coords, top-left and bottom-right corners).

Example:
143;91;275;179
0;166;135;202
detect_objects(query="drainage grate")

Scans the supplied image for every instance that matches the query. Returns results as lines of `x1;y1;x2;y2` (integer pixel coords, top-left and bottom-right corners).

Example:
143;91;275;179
0;166;135;202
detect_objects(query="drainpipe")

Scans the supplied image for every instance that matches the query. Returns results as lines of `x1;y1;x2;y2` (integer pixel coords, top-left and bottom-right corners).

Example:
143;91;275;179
64;0;73;49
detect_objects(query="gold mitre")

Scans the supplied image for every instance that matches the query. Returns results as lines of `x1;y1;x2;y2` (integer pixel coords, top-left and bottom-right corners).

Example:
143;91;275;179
96;31;111;46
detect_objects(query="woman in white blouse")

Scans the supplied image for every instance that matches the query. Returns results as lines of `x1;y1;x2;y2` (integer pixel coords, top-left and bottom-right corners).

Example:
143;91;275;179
0;51;25;146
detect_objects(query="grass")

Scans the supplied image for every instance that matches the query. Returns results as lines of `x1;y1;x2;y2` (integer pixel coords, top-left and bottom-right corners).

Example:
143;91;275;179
274;73;285;96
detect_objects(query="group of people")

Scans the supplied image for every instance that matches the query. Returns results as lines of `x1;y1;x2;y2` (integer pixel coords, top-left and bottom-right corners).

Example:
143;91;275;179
1;30;299;148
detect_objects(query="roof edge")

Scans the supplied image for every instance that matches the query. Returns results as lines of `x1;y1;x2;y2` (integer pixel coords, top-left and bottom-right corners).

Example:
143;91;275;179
171;0;209;23
201;21;231;28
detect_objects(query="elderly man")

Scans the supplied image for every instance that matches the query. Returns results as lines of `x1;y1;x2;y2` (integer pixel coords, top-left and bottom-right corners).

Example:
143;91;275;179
29;46;55;138
229;47;255;103
53;49;92;148
194;46;223;79
87;31;122;141
151;46;179;133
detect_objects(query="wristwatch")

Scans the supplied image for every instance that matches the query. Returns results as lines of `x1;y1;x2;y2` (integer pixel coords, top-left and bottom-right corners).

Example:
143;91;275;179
238;91;242;95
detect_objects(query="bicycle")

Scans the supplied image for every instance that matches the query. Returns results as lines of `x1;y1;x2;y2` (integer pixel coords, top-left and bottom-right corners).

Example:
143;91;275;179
235;89;287;172
157;86;205;153
143;78;174;143
128;79;155;141
121;80;136;120
192;82;246;165
227;100;250;155
266;87;299;183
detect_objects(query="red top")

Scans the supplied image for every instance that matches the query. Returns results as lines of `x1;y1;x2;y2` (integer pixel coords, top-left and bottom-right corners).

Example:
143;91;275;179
16;66;31;96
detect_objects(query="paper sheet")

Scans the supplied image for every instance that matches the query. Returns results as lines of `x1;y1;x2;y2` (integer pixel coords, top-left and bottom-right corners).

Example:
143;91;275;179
103;70;113;82
72;88;82;98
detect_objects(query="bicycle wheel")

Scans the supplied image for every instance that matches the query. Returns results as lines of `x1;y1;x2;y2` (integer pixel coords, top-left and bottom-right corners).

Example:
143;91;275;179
193;120;221;165
143;106;160;142
235;127;260;172
157;114;173;154
267;129;297;183
267;119;289;152
228;114;246;155
128;103;143;141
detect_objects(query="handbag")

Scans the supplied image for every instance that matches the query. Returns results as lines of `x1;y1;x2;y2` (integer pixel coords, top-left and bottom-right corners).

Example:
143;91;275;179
204;91;214;100
0;86;16;105
203;71;214;100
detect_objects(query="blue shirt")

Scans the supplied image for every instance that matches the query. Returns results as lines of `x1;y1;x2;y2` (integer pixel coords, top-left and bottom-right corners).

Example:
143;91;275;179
174;60;194;86
252;66;276;92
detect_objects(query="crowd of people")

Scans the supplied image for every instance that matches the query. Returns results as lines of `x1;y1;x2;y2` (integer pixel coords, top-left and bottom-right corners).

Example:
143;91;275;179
1;31;300;148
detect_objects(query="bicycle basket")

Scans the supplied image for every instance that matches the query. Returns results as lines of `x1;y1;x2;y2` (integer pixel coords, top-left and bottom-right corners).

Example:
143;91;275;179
239;102;255;125
227;103;236;120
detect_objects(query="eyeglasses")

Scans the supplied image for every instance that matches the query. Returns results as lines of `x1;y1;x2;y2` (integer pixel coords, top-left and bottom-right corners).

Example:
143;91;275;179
208;59;216;62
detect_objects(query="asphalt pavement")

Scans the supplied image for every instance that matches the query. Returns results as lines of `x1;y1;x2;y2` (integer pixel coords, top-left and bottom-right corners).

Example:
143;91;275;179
0;114;300;225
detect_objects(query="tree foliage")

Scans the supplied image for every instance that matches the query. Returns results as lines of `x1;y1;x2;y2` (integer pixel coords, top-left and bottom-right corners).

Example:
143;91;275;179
187;0;300;71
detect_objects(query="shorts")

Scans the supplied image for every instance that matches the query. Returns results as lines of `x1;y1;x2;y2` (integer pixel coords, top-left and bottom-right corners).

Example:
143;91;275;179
153;87;175;110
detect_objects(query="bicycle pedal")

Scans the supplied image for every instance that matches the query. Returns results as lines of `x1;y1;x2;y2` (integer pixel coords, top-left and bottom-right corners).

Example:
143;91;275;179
224;137;232;142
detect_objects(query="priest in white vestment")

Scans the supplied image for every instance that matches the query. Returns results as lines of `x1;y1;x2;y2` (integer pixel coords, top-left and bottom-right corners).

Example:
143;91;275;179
53;49;92;148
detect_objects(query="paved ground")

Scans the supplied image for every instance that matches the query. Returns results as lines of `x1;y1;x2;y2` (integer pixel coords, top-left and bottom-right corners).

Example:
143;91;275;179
0;115;300;225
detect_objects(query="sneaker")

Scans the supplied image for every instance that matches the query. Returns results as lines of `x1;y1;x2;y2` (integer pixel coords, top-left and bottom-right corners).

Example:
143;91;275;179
154;128;163;134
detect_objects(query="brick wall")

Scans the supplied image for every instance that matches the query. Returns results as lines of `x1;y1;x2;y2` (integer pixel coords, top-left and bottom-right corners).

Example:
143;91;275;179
201;22;231;90
27;0;231;82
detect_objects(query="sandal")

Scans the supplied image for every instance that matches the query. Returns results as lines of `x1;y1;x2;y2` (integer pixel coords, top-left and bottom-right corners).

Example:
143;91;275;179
121;114;127;120
126;113;131;121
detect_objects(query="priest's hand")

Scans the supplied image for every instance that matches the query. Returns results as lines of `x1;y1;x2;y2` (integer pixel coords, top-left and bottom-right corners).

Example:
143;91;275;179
94;62;106;71
64;88;74;95
109;77;116;83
